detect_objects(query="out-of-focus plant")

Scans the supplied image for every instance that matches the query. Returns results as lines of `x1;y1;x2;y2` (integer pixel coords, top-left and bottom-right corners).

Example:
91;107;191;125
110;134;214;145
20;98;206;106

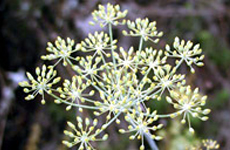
188;139;220;150
19;3;216;150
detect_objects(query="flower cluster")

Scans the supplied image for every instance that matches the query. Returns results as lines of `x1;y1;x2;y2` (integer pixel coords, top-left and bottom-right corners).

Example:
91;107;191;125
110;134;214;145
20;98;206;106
19;65;61;104
202;139;220;150
41;36;81;66
90;3;127;27
19;3;214;150
93;68;138;116
166;86;211;133
114;47;138;72
165;37;205;73
81;31;117;58
72;56;103;81
56;75;94;111
188;139;220;150
153;65;185;98
123;18;163;42
137;47;167;73
63;117;108;149
120;108;163;150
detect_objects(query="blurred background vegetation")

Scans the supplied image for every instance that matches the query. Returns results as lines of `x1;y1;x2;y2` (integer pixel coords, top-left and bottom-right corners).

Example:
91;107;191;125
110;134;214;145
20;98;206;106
1;0;230;150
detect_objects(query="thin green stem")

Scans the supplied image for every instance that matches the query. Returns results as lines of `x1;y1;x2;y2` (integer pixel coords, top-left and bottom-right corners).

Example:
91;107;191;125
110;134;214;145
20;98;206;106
157;110;183;118
138;37;144;52
174;59;184;72
95;112;121;136
135;37;144;69
104;112;121;128
48;92;99;110
100;53;110;74
157;114;173;118
144;133;159;150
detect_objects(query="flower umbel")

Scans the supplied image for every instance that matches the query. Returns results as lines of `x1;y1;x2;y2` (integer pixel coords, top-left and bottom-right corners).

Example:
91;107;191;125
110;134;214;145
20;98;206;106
41;36;81;66
188;139;220;150
19;65;61;104
57;75;94;111
165;37;205;73
63;117;108;150
202;139;220;150
123;18;163;43
72;56;103;81
114;47;138;72
90;3;127;27
120;108;163;150
166;86;211;133
81;31;117;58
137;47;167;74
153;64;185;98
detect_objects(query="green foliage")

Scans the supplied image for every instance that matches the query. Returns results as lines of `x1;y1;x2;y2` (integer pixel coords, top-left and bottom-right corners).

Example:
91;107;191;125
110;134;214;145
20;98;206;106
208;89;230;109
198;30;230;70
